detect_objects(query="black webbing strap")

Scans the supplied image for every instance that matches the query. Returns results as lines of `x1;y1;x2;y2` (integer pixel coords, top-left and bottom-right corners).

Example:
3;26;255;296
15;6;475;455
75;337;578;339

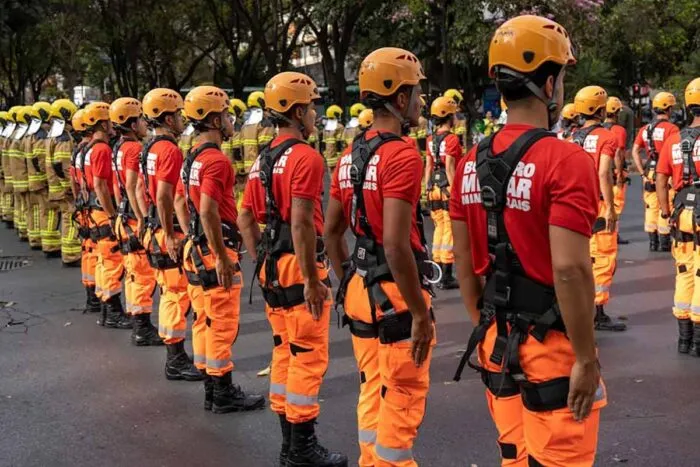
140;134;178;207
571;123;601;148
645;119;663;160
680;127;700;185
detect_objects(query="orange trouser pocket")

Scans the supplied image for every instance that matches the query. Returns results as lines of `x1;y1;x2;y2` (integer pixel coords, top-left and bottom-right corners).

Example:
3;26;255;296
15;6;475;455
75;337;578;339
673;209;694;320
428;187;453;264
590;229;617;306
92;210;124;301
188;283;207;369
643;190;659;233
344;274;434;467
81;239;97;287
485;392;527;466
123;251;156;315
613;183;626;215
150;229;189;343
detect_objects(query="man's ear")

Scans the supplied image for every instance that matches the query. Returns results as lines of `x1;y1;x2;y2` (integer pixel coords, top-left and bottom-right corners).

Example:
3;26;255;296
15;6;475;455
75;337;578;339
544;75;555;100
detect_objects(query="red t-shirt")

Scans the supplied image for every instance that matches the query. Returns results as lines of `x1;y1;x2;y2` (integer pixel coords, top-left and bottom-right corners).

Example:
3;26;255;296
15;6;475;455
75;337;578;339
575;125;617;174
242;135;326;235
402;135;419;152
330;129;425;251
85;141;114;194
184;144;238;224
634;120;680;157
143;139;183;204
113;140;142;197
657;131;700;191
449;124;599;286
607;123;627;152
426;131;463;172
71;142;88;188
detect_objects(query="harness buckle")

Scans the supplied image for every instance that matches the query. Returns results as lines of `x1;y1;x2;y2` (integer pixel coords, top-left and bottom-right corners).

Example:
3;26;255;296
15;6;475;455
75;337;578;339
481;185;498;210
349;163;361;186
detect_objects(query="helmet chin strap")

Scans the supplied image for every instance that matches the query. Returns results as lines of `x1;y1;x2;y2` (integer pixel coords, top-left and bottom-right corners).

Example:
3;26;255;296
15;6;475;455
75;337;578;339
384;86;417;132
270;109;309;138
497;67;562;130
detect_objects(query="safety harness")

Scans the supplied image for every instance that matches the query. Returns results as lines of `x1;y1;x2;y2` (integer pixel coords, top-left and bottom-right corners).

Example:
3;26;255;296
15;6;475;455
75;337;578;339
180;142;242;290
75;140;115;242
71;141;91;240
140;135;182;270
602;122;631;186
250;138;329;308
453;129;570;412
335;132;435;344
642;120;663;192
428;133;450;211
572;123;615;225
112;138;142;254
670;128;700;243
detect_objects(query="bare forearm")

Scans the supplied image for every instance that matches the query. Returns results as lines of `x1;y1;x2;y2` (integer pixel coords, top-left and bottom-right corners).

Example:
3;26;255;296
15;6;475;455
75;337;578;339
447;158;456;187
157;192;175;236
326;233;349;279
385;242;428;318
600;173;614;210
554;263;597;363
125;173;144;221
94;178;116;217
632;146;644;174
454;257;482;326
135;178;148;217
292;217;320;282
657;174;670;215
201;209;226;258
237;209;260;262
173;194;189;235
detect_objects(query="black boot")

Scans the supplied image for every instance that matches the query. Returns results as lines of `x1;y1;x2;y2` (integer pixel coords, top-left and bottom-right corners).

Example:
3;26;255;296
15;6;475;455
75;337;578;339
690;324;700;357
165;341;205;381
62;260;81;268
594;305;627;332
440;264;459;290
44;250;61;259
287;419;348;467
678;319;693;354
84;286;101;314
131;313;164;346
203;371;214;411
103;294;133;329
211;372;265;413
279;414;292;467
649;232;659;251
3;220;13;229
617;234;629;245
659;234;672;252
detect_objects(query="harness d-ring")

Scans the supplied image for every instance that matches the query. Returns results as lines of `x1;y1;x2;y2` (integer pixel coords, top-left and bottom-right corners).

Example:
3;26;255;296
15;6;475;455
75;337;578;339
425;260;442;284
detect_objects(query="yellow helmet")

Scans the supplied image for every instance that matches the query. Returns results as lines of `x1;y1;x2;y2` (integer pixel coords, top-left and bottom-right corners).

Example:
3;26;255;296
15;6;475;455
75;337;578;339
358;109;374;129
350;103;366;118
33;102;53;122
606;96;622;115
50;99;78;121
229;98;247;118
444;89;463;104
359;47;425;98
72;109;87;132
83;102;111;127
686;78;700;108
561;103;578;120
326;105;342;119
247;91;265;108
7;106;20;123
652;91;676;111
110;97;143;126
184;86;229;121
142;88;184;119
574;86;608;116
430;96;459;118
23;105;40;124
264;72;320;113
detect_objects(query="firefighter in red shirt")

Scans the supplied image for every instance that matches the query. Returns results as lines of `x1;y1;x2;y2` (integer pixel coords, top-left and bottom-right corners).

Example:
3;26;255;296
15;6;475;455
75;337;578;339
425;96;462;289
657;77;700;355
178;86;265;413
632;91;680;251
556;103;578;141
451;15;606;466
141;88;203;381
109;97;163;346
325;47;434;467
71;109;101;315
604;96;630;245
572;86;626;332
82;102;131;329
238;72;347;467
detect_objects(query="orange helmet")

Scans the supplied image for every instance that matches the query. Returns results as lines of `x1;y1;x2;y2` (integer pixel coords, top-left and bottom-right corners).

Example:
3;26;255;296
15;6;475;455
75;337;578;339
265;72;320;113
72;109;87;132
184;86;229;121
489;15;575;77
561;103;578;120
574;86;608;116
83;102;111;127
430;96;459;118
142;88;184;119
686;78;700;108
652;91;676;111
606;96;622;114
109;97;142;126
358;109;374;129
359;47;425;98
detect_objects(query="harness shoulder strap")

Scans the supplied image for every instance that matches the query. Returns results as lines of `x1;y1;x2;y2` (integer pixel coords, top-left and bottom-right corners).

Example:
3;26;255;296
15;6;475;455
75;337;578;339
680;127;700;184
349;132;403;240
431;133;448;169
182;142;221;217
112;139;127;195
79;140;101;191
140;135;178;203
646;120;663;159
259;138;304;222
571;123;601;148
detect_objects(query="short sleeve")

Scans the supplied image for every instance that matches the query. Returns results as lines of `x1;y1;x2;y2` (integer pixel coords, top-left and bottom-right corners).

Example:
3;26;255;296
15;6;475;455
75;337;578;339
291;149;325;201
548;147;598;237
449;156;470;222
157;145;183;185
445;134;463;160
241;178;254;211
381;146;422;204
600;134;617;158
124;144;141;172
634;127;646;148
175;177;185;196
656;138;674;176
329;162;342;201
616;128;627;151
92;146;112;180
199;159;231;204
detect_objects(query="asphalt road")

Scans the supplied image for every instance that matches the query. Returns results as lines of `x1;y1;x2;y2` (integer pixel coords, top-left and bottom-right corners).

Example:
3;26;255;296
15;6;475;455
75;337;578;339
1;177;699;467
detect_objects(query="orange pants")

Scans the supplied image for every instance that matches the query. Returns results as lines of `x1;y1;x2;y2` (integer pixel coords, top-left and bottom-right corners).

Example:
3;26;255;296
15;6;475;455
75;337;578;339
643;188;671;235
428;187;453;264
183;239;242;376
81;238;97;287
613;183;626;216
591;203;618;306
344;273;434;467
263;253;331;424
478;322;607;466
116;217;156;315
144;227;190;344
673;209;695;320
93;210;124;301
